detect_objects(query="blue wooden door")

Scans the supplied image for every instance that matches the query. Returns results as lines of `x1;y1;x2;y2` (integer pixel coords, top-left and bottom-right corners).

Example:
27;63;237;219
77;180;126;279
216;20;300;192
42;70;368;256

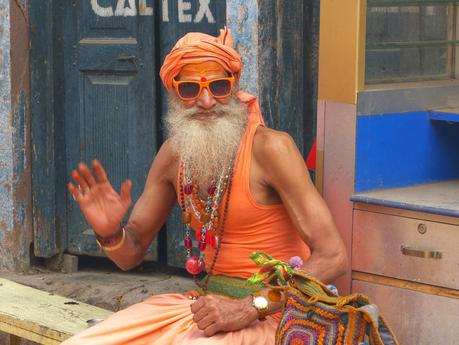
63;0;158;258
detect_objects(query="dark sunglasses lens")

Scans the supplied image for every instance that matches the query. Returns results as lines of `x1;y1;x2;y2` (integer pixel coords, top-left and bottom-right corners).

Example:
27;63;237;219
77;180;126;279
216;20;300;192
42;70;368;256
178;82;200;99
209;79;231;96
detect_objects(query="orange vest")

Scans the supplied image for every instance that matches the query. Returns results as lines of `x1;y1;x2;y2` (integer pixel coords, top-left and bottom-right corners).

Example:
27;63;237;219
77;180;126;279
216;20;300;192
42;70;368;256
179;92;311;278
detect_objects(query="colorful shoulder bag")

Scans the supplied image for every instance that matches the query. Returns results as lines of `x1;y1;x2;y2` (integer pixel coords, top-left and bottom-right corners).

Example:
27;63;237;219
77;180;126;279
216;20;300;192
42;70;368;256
247;252;400;345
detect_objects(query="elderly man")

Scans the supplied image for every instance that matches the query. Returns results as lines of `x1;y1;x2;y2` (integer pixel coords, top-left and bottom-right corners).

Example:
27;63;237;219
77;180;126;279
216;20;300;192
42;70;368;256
63;28;347;345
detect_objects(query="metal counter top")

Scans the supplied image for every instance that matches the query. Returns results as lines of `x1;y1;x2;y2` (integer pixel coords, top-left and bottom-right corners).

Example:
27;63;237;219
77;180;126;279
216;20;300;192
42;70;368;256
351;180;459;218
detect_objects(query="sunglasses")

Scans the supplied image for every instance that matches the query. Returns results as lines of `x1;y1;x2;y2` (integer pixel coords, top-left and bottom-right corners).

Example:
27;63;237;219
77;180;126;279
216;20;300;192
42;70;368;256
172;76;235;100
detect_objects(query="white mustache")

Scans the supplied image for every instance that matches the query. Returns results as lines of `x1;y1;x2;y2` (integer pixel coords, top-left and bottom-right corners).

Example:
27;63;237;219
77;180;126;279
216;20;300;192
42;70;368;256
164;96;248;182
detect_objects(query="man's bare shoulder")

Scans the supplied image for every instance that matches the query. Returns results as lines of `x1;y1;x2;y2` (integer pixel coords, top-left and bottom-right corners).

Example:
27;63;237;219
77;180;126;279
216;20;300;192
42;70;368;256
148;139;179;184
252;126;297;162
157;138;177;158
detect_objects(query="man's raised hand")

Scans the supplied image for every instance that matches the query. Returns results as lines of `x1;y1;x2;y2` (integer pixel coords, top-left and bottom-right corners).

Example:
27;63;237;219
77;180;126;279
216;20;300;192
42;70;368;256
68;159;132;238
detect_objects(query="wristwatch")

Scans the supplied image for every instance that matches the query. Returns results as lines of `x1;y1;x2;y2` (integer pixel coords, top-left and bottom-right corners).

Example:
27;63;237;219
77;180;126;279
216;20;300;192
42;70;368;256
251;292;269;320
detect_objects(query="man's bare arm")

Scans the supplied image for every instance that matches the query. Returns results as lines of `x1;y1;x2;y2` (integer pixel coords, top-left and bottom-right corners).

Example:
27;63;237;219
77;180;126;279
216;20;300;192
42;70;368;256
253;128;348;283
106;140;178;270
191;129;349;334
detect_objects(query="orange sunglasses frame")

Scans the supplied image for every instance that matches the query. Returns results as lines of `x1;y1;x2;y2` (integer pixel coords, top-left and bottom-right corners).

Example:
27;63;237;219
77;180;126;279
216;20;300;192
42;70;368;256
172;76;235;101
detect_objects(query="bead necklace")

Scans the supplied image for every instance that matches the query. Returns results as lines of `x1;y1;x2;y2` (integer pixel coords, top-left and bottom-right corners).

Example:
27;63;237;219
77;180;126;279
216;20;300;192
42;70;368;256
178;161;234;293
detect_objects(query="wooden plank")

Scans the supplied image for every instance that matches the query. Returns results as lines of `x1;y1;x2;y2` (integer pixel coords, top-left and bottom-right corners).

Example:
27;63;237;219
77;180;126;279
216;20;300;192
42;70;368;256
352;271;459;300
1;318;62;345
258;0;319;157
0;279;112;343
30;0;60;258
9;334;21;345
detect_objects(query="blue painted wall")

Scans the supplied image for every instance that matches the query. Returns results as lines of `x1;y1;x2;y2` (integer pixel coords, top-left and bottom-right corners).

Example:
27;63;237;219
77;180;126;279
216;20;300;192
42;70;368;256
227;0;258;95
355;111;459;192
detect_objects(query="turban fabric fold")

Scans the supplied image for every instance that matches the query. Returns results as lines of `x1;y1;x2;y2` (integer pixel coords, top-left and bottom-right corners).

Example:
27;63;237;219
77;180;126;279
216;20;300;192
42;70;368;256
160;27;242;91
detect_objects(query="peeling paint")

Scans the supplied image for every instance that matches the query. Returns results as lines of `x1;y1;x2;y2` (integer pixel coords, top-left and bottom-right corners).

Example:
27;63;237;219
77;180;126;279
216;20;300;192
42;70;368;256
226;0;258;95
0;0;15;270
0;0;13;238
0;0;33;271
12;91;27;177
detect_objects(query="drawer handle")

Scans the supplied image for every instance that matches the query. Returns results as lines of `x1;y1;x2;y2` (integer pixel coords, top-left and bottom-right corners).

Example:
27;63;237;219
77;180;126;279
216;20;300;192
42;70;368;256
401;245;442;259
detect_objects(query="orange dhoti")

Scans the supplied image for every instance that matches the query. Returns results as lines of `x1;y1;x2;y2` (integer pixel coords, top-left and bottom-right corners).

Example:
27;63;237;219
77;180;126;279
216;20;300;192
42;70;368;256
62;293;279;345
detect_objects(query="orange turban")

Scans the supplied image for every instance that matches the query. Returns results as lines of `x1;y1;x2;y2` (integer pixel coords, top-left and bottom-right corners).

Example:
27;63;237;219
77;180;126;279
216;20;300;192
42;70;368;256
160;27;242;92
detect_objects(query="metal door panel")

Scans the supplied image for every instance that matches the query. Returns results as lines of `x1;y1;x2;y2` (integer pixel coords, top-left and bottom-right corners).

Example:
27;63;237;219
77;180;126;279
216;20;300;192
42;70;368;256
352;280;459;345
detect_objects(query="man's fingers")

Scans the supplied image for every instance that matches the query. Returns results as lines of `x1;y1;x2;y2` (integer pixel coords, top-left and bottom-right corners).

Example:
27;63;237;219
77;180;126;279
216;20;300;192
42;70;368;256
79;162;97;187
68;182;82;201
190;298;204;313
71;170;89;192
197;314;217;331
120;179;132;209
192;307;211;323
92;159;108;183
203;322;221;337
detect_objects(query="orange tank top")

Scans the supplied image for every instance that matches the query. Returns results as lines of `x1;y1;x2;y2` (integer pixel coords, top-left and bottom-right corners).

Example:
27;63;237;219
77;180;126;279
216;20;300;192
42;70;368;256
178;93;311;279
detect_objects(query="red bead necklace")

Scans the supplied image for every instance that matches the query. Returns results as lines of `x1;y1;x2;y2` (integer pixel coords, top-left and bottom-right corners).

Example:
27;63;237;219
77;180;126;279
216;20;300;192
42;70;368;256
178;161;234;289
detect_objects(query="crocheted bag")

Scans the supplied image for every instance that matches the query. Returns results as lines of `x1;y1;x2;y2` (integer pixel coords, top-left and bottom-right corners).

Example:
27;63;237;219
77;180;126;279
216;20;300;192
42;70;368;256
247;252;400;345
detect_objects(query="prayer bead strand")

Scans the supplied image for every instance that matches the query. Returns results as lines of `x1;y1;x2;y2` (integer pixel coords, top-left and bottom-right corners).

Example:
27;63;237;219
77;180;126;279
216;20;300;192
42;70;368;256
178;161;234;293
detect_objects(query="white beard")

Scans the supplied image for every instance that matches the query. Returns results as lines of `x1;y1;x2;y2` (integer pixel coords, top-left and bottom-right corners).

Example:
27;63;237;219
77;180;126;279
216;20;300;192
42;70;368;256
164;95;248;184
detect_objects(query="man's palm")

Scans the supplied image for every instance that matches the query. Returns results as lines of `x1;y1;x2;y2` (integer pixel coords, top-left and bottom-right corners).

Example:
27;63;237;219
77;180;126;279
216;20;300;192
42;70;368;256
68;160;132;237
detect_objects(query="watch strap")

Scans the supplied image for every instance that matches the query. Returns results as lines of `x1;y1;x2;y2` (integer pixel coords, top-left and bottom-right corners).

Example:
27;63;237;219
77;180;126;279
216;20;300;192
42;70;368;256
251;292;269;321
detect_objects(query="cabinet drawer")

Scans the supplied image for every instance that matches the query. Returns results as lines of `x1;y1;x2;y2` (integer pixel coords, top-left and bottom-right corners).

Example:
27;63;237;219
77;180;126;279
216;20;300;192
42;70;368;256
352;210;459;289
352;280;459;345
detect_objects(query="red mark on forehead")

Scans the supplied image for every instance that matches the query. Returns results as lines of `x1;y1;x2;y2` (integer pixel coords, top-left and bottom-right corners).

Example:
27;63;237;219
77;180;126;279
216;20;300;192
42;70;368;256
200;77;207;82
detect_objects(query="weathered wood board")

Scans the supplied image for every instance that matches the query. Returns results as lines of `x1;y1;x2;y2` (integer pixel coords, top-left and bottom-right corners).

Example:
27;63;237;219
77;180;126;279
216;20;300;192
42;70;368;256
0;279;112;344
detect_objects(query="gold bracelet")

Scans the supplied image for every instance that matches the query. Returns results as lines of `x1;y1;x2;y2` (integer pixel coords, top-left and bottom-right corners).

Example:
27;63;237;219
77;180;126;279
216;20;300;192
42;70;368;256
96;227;126;252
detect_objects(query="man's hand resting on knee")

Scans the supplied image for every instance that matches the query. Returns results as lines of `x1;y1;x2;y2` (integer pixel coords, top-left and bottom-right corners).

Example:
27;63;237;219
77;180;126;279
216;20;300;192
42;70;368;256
190;295;258;336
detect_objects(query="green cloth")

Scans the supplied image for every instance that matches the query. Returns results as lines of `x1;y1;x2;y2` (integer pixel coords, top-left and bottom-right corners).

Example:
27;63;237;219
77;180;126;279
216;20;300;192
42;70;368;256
196;275;264;299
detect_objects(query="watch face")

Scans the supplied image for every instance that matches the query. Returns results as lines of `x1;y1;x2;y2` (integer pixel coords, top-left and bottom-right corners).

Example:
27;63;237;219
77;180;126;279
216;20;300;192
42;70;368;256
254;296;269;309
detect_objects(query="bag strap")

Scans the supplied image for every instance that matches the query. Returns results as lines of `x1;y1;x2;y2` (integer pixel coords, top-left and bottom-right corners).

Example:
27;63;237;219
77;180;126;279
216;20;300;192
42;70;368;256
291;271;372;306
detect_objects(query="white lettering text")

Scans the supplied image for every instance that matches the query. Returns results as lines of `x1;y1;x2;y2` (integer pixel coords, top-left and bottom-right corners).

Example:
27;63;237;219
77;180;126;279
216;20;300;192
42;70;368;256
115;0;137;17
162;0;170;22
194;0;215;23
90;0;216;23
90;0;113;17
178;0;192;23
139;0;153;16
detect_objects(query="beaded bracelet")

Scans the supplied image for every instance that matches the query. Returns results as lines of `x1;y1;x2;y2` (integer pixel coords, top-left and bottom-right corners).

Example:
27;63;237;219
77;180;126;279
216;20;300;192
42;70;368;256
95;227;126;252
